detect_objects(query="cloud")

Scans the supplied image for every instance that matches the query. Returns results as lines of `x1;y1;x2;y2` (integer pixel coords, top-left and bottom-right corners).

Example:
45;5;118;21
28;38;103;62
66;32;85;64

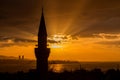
93;33;120;47
66;0;120;37
93;33;120;39
0;0;41;37
0;36;37;48
0;34;72;47
0;36;36;42
66;33;120;48
0;0;120;47
75;17;120;37
48;39;59;44
0;0;40;18
47;34;72;44
97;41;120;47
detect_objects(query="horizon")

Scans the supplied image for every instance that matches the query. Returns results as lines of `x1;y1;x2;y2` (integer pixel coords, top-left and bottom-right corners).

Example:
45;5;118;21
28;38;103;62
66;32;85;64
1;55;120;62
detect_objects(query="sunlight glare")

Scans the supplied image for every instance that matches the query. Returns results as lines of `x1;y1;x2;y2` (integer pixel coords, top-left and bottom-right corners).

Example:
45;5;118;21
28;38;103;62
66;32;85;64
48;34;72;49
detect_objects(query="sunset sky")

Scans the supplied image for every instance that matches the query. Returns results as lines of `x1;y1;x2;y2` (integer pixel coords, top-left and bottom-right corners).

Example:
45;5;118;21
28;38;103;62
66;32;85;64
0;0;120;61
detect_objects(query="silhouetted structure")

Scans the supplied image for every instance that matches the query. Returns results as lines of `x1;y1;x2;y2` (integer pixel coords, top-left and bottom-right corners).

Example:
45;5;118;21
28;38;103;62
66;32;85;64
19;55;21;60
35;8;50;80
22;55;24;60
19;55;24;60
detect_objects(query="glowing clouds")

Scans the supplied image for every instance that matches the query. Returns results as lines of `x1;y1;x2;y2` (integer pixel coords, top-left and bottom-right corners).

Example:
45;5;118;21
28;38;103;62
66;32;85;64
47;34;72;48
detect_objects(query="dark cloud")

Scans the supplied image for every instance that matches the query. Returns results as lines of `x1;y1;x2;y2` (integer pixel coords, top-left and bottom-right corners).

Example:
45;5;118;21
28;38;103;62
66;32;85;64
73;0;120;36
0;0;120;41
0;36;36;43
0;0;42;37
48;39;59;44
79;17;120;37
97;40;120;47
0;43;14;48
0;0;40;18
0;34;71;47
93;33;120;39
0;36;37;47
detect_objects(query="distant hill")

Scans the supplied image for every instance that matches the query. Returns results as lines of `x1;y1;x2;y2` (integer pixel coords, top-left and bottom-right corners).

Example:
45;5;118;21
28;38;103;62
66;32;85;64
0;55;17;60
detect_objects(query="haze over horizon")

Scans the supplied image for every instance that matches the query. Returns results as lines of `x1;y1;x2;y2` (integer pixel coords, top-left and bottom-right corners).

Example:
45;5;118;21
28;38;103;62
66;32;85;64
0;0;120;61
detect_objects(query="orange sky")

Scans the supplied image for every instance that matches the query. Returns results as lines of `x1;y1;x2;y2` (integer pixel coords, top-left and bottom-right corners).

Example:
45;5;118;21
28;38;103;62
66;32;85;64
0;33;120;62
0;0;120;61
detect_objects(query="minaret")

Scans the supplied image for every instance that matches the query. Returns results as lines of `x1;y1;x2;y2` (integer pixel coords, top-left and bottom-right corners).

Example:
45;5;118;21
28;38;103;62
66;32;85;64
35;8;50;80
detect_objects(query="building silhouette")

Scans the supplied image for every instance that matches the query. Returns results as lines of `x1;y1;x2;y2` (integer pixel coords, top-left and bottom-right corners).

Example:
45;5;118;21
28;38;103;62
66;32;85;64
18;55;24;60
22;55;24;60
18;55;21;60
35;8;50;80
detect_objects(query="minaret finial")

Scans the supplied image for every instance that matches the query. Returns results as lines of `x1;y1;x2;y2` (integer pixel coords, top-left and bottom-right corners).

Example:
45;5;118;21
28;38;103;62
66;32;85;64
41;0;44;16
42;7;43;15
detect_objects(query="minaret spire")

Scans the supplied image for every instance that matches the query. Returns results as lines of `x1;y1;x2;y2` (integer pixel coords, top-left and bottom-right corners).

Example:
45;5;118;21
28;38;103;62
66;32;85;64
38;7;47;48
38;8;47;36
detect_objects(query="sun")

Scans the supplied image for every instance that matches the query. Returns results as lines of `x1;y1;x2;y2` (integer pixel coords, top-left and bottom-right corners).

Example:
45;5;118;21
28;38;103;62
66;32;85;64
50;44;63;48
47;34;72;48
